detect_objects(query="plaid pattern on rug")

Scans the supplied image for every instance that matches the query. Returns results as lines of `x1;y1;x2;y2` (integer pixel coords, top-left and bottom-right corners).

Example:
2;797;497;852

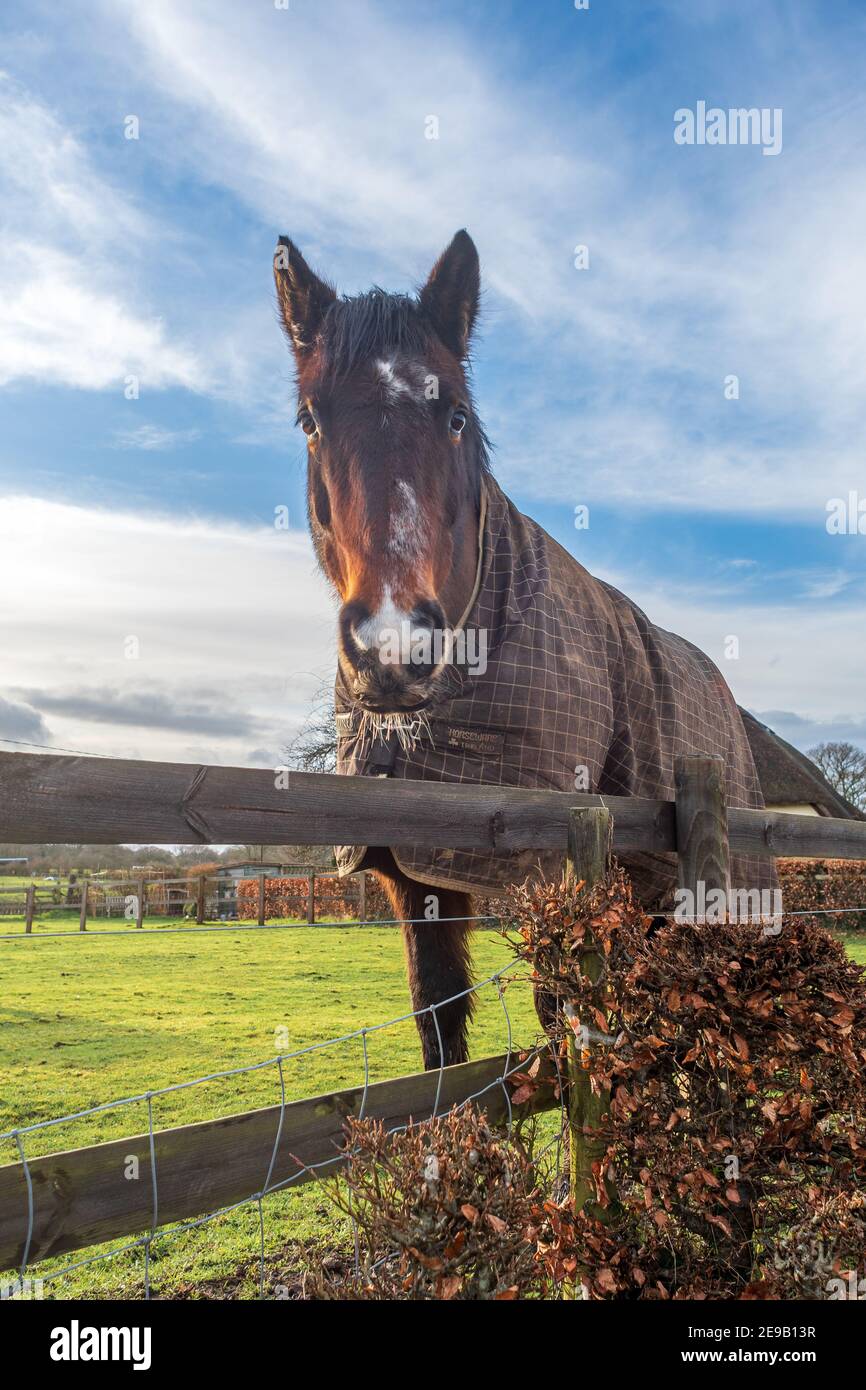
335;477;775;908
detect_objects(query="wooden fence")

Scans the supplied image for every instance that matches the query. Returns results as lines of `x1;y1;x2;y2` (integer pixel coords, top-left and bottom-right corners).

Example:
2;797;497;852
1;747;865;1275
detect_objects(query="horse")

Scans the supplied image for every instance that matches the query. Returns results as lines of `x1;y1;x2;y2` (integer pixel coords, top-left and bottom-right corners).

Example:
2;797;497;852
273;229;775;1072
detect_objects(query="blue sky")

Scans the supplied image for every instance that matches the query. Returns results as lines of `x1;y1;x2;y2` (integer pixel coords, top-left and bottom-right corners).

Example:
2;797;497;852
1;0;864;768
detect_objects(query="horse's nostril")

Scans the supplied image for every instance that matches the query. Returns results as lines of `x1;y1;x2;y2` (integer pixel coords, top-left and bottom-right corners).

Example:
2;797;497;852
338;599;373;674
404;602;446;674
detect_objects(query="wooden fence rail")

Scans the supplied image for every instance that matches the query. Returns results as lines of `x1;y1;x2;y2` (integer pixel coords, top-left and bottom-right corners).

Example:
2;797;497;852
3;750;866;858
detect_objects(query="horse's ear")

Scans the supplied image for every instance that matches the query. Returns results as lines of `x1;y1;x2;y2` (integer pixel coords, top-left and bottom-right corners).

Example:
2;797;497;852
273;237;337;355
419;230;480;359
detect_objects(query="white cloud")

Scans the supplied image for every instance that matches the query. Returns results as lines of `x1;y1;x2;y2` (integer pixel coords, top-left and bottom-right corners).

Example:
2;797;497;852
0;243;202;391
114;0;650;327
3;2;864;515
1;494;862;775
0;76;203;391
752;709;866;754
0;496;336;766
112;423;202;451
0;694;50;743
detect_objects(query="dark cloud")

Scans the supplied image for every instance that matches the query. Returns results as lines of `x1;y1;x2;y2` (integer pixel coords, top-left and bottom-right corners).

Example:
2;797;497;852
16;686;265;738
0;695;51;743
751;709;866;754
246;747;280;767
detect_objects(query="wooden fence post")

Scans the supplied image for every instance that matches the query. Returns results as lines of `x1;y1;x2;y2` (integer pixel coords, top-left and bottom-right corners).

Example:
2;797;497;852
24;884;35;934
357;872;366;924
79;880;88;932
196;875;205;926
674;755;731;918
564;807;617;1258
257;872;266;927
307;872;315;925
136;878;145;930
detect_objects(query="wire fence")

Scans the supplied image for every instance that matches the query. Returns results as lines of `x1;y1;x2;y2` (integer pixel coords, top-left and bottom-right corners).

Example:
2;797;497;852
4;902;866;944
0;942;566;1302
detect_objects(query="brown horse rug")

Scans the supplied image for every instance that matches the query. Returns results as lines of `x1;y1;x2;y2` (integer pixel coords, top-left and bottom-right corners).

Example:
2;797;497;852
335;476;776;908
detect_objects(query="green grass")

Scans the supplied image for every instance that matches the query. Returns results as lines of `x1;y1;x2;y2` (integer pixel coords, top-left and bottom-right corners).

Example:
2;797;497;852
0;875;53;885
845;932;866;964
0;875;68;890
0;919;541;1299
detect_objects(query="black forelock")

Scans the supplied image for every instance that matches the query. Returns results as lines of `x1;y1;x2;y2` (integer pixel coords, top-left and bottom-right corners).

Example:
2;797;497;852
318;290;430;377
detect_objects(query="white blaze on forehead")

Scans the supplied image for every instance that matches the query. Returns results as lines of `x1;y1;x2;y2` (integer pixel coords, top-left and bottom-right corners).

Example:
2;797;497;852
376;358;412;399
389;478;423;560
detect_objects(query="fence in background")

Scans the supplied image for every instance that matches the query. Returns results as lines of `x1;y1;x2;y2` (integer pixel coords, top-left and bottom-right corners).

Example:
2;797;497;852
0;868;373;933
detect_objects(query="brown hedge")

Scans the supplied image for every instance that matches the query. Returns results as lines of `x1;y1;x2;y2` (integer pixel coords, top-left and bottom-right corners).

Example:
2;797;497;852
777;858;866;934
236;875;362;920
308;1108;552;1300
504;866;866;1299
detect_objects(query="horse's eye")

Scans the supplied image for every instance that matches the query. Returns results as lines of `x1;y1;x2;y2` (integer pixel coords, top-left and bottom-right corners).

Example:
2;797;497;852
449;409;467;438
298;409;319;439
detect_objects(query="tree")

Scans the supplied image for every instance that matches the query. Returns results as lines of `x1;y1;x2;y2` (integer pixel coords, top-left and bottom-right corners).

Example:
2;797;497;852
284;679;337;775
278;680;340;867
807;741;866;812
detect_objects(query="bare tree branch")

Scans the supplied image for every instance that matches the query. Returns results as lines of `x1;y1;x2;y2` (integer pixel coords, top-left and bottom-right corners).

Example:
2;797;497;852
807;741;866;811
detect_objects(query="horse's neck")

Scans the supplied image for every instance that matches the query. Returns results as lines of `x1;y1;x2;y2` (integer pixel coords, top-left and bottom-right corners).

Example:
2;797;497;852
439;491;481;627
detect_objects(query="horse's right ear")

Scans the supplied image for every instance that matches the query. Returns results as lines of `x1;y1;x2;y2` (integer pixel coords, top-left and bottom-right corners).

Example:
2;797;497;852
273;237;337;355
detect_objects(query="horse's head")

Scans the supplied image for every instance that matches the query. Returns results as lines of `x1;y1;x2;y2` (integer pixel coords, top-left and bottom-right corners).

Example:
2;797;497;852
274;230;487;714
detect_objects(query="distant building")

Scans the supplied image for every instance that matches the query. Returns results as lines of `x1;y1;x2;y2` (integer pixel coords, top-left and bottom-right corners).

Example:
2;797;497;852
213;861;286;913
219;861;286;878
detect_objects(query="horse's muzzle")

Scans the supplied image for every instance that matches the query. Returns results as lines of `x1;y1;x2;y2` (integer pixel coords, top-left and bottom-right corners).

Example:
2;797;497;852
338;597;446;711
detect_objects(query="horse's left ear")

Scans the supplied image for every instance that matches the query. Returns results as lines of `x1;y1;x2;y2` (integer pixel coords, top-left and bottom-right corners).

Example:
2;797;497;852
420;230;480;359
273;236;337;356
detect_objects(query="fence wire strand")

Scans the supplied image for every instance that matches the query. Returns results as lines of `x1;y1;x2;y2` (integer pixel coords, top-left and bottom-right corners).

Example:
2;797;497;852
0;912;502;942
6;901;866;944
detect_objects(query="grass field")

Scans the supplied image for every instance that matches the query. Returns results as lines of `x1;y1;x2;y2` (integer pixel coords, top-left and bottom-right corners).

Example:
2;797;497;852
0;876;63;886
3;918;863;1300
0;916;542;1299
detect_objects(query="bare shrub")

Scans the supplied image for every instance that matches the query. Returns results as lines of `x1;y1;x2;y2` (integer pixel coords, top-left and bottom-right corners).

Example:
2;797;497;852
310;1108;552;1300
